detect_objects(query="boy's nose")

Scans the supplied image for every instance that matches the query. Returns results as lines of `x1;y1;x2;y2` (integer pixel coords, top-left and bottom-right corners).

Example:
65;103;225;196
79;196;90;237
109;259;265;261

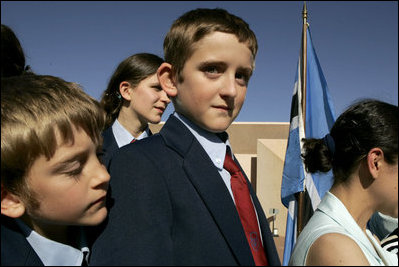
93;162;111;189
220;76;237;97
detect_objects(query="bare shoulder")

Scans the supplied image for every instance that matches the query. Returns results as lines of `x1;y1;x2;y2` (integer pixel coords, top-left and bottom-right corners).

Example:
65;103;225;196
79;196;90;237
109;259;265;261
306;233;370;266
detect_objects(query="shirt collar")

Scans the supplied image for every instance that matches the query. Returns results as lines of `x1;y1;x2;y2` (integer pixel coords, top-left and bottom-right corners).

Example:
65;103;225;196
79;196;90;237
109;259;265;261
16;219;89;266
112;119;150;148
318;192;384;262
173;112;233;170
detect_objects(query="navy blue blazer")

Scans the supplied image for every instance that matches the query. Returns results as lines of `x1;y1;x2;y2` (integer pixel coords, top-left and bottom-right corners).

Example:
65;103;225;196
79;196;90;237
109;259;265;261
101;126;153;167
90;115;281;266
1;215;43;266
101;126;119;167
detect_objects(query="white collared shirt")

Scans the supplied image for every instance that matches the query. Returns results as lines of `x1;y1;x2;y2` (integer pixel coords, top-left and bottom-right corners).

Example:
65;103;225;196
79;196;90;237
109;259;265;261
111;119;150;148
16;219;89;266
174;112;236;202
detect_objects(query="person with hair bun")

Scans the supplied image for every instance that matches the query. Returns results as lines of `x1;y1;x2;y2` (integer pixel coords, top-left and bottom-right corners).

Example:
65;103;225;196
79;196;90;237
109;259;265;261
100;53;170;166
289;99;398;266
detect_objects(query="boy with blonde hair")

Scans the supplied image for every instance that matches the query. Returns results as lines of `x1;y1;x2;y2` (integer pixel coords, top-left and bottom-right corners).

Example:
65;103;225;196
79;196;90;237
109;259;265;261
91;8;280;266
1;75;110;265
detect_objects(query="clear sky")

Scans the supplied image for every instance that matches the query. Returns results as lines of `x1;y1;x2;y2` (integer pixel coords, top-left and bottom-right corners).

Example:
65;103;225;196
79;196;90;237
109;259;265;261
2;1;397;122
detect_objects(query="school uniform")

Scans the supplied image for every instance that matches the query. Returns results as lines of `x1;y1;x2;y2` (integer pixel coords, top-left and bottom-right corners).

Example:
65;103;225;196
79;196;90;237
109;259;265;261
1;215;42;266
101;119;152;166
90;113;281;266
1;215;89;266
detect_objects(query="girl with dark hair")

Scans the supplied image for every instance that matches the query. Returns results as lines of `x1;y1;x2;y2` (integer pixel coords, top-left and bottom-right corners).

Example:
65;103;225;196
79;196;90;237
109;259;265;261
289;99;398;266
100;53;170;166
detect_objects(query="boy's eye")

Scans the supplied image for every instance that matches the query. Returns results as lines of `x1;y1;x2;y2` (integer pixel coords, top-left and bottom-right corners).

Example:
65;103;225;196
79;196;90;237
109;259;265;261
203;66;222;79
199;63;225;78
202;66;223;80
65;165;83;179
63;157;88;180
68;168;82;176
235;71;250;86
205;66;219;74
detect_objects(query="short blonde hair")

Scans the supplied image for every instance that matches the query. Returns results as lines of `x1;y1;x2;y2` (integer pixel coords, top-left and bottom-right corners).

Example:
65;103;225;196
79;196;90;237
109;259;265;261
163;8;258;82
1;75;105;199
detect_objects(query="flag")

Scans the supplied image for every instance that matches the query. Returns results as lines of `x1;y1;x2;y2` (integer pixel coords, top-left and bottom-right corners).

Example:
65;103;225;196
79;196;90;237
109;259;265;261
280;26;336;265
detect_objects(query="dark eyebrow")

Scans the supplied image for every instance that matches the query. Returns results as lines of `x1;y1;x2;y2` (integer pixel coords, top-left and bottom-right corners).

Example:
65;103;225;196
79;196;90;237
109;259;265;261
198;61;253;76
198;61;227;69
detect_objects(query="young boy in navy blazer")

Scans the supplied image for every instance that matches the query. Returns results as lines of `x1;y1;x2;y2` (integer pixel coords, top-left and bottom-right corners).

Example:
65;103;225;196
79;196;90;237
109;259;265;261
91;8;281;266
1;75;110;266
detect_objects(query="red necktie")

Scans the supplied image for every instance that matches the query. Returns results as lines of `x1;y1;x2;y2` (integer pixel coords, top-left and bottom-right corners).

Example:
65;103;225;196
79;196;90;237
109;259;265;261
224;151;268;266
130;139;136;143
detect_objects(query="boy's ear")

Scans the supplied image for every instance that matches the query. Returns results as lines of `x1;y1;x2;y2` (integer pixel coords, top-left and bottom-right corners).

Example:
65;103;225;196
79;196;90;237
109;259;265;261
157;63;178;97
119;81;133;101
1;185;25;218
366;147;383;179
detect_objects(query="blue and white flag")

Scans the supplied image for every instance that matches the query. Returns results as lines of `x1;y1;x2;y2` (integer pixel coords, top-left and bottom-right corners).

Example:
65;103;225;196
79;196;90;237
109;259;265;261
281;27;336;265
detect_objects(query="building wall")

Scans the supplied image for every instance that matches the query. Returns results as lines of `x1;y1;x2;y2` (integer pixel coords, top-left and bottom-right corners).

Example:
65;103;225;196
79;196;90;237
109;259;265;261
256;139;288;237
150;122;289;154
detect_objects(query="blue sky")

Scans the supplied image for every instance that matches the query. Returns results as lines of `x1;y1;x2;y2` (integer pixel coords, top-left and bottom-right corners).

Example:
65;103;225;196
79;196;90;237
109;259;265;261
2;1;397;122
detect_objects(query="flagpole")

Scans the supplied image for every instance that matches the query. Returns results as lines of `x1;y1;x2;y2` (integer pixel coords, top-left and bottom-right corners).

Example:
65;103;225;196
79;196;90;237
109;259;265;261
296;1;308;237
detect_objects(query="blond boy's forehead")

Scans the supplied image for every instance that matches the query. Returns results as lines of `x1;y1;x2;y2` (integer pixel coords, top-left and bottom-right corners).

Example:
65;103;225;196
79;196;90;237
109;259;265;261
190;31;255;68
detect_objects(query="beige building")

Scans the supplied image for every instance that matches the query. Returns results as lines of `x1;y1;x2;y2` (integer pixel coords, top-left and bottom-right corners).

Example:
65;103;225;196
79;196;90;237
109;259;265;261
150;121;290;261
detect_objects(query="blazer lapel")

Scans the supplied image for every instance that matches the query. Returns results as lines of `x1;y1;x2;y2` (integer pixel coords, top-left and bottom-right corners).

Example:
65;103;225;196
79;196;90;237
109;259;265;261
101;127;119;167
160;115;254;265
183;147;255;266
102;126;117;151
